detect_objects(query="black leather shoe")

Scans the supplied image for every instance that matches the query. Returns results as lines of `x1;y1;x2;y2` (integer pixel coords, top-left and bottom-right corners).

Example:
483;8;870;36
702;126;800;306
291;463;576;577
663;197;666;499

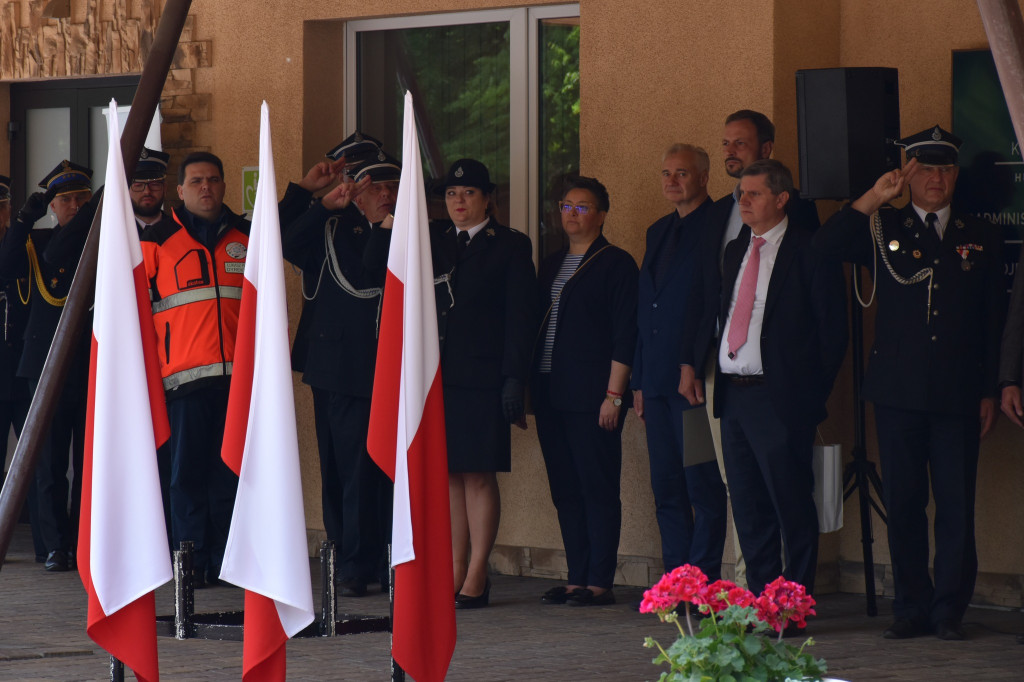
541;586;580;605
567;588;615;607
882;618;927;640
455;579;490;609
339;577;368;598
44;550;70;572
934;620;964;641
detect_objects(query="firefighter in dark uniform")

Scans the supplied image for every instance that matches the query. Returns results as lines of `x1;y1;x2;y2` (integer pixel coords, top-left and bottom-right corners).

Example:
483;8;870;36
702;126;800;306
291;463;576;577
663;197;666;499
815;126;1005;641
0;175;37;560
0;161;94;571
280;137;395;597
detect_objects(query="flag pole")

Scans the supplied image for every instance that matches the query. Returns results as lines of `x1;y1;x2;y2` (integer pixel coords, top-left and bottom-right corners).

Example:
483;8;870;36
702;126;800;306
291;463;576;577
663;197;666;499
0;0;194;569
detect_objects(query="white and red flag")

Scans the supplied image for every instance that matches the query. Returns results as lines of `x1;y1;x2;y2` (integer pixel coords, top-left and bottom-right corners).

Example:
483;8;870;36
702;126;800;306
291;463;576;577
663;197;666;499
220;101;314;681
368;91;457;682
77;100;172;682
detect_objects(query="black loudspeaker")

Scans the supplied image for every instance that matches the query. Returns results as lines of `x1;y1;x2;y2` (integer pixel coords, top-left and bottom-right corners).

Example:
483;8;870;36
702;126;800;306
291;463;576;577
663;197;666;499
796;67;901;200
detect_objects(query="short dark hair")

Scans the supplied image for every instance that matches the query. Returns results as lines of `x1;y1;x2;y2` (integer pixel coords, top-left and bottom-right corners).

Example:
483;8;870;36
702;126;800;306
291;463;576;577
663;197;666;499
740;159;794;196
725;109;776;146
562;175;610;213
178;151;224;184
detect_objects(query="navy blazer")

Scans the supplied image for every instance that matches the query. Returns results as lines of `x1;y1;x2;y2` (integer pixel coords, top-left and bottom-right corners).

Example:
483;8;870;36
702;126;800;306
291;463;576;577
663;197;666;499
366;218;537;390
713;221;847;428
282;197;382;398
632;197;711;399
682;189;820;376
534;235;639;412
817;204;1004;416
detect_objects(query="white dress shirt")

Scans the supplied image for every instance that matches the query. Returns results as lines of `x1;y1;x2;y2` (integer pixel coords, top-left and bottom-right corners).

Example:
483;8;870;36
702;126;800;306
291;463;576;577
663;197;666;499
910;203;951;240
719;217;788;375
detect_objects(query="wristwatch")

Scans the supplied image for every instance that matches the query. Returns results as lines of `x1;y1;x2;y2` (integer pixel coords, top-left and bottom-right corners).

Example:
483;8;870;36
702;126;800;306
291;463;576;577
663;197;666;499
606;392;622;407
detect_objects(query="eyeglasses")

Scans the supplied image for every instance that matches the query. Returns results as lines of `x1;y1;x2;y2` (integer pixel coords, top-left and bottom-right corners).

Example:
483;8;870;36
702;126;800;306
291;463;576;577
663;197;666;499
558;202;594;215
130;180;165;192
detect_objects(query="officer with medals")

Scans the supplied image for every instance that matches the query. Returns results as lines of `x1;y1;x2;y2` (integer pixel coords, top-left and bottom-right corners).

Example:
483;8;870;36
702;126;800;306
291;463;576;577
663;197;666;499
0;161;94;571
280;135;395;597
815;125;1005;641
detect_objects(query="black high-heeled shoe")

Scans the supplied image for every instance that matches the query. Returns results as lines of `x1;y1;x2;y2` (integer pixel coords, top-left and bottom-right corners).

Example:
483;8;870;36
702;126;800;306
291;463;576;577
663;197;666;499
454;578;491;609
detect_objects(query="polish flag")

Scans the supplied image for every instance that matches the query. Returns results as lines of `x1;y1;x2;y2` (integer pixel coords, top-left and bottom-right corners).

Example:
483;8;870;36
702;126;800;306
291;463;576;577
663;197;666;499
220;101;315;681
77;100;172;682
367;91;456;682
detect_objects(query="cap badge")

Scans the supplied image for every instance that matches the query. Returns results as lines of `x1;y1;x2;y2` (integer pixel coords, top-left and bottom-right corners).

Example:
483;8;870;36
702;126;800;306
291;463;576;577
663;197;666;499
932;127;942;141
454;166;464;178
889;240;900;251
141;149;149;159
377;149;386;161
61;160;71;171
355;132;364;142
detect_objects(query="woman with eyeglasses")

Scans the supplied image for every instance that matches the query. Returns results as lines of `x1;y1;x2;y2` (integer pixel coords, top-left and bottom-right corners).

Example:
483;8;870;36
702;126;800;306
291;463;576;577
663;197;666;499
533;176;638;607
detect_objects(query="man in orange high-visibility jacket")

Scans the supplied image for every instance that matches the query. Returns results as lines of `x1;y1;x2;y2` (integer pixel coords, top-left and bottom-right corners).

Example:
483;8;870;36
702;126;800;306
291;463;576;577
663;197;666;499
141;151;250;587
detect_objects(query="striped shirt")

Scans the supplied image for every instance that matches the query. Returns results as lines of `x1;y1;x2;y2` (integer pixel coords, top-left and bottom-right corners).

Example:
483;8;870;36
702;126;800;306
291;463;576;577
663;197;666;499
538;253;585;373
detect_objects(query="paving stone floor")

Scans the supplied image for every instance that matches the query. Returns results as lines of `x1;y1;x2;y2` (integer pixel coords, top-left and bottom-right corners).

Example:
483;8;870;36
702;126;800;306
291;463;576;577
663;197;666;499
2;523;1023;681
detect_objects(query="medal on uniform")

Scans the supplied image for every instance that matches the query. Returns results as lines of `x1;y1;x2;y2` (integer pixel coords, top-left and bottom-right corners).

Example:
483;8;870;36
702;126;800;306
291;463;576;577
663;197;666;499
904;218;914;228
50;277;58;289
962;260;972;271
889;239;900;251
955;218;965;230
956;244;972;271
912;250;921;259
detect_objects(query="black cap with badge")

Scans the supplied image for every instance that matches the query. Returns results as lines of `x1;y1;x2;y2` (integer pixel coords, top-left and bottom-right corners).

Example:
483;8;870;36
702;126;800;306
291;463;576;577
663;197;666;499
897;125;962;166
353;153;402;184
0;175;10;202
440;158;495;193
39;160;93;196
133;147;170;181
326;131;386;168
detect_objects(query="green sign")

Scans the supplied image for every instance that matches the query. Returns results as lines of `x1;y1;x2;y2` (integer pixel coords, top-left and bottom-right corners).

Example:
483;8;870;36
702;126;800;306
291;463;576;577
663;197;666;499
951;49;1021;287
242;166;259;213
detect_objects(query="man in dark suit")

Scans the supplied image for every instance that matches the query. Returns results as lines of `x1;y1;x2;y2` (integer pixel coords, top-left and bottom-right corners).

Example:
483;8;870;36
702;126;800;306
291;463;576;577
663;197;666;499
679;110;820;586
281;147;395;597
631;144;727;579
816;126;1004;641
686;159;846;596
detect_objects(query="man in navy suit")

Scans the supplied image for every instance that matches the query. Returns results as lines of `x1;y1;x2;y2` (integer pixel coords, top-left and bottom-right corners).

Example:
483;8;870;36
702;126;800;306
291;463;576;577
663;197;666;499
684;159;846;595
631;144;727;579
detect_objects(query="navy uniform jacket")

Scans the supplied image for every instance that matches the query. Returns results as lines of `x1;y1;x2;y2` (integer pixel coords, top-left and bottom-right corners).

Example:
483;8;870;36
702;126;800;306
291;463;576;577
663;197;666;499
535;235;639;412
276;183;323;374
682;190;819;376
713;222;847;428
0;210;93;390
0;272;28;400
816;204;1005;416
366;218;536;389
282;196;382;398
632;198;711;398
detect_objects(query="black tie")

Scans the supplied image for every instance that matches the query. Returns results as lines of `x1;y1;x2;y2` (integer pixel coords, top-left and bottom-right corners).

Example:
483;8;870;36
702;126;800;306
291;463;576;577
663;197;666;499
457;230;470;259
926;212;940;240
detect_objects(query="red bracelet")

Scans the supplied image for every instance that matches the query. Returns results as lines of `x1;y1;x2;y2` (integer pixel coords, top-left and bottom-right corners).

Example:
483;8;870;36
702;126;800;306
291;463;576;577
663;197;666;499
606;390;622;397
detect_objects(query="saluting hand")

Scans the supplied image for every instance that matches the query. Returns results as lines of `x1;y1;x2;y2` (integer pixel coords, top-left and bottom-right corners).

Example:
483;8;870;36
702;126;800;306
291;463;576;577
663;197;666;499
321;175;371;211
851;158;920;216
298;157;348;193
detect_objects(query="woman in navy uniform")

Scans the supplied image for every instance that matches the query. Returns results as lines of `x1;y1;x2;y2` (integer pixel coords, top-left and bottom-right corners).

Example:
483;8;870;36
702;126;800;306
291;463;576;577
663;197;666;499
533;176;638;607
367;158;535;608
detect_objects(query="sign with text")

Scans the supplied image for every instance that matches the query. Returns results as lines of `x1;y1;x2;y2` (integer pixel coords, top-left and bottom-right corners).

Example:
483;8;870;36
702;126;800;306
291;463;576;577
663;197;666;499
952;49;1021;289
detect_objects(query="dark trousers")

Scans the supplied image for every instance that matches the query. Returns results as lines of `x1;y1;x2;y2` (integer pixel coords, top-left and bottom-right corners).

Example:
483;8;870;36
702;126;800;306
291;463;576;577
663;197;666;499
166;387;237;576
29;378;86;555
720;382;818;594
643;394;728;578
1;377;42;558
313;387;391;581
535;378;624;589
874;405;979;626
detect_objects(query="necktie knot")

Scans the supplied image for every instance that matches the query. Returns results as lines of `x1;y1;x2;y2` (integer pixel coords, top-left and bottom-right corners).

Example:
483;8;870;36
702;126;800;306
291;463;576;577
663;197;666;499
752;235;766;249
